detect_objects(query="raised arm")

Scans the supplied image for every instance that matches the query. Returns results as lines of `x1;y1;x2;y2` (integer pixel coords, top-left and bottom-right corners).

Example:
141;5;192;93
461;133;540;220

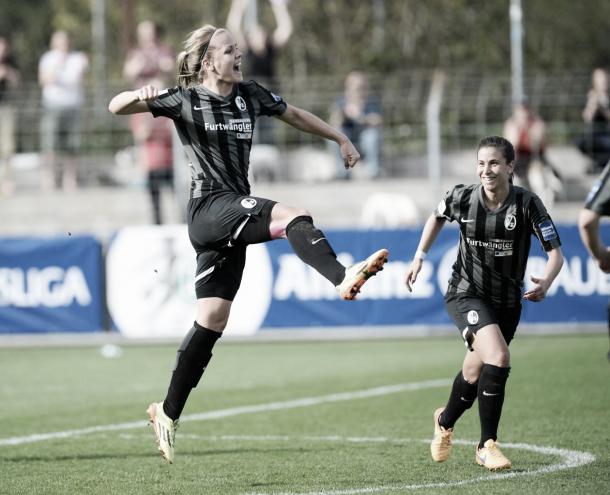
277;103;360;169
523;246;564;301
270;0;293;48
405;213;447;292
226;0;249;51
108;85;158;115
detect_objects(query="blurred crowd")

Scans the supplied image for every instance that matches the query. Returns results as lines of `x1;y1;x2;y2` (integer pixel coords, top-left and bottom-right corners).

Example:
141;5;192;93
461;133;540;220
0;1;609;224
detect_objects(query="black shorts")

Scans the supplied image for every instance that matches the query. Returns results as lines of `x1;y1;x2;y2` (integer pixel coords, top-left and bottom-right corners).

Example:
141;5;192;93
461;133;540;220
444;287;521;351
187;191;276;300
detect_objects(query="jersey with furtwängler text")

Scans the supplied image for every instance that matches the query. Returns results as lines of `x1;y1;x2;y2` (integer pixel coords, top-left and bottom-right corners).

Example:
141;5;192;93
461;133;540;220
435;183;561;307
147;80;287;198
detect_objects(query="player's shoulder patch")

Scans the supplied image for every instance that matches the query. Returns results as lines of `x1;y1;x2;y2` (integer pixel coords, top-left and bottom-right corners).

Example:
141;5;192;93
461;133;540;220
157;86;180;99
538;219;558;241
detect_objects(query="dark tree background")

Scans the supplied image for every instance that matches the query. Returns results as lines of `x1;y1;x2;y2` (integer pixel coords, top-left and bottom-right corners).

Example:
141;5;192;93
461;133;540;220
2;0;609;83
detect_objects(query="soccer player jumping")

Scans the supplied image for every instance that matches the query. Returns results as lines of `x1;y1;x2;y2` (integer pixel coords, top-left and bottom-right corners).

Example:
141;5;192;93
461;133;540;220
109;25;388;463
405;136;564;470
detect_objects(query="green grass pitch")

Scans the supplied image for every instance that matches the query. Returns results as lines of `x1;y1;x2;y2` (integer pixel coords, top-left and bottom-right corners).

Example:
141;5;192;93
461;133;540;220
0;333;608;494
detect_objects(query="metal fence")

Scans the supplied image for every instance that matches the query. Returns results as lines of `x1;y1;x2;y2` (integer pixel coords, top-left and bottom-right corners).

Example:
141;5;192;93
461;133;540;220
4;69;593;186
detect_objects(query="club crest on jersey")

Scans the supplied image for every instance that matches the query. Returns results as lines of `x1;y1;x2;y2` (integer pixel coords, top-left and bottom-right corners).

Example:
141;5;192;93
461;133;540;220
467;310;479;325
504;214;517;231
235;96;247;111
241;198;257;209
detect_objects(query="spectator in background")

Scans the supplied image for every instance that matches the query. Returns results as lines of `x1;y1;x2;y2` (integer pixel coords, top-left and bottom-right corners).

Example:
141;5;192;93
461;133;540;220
503;101;563;206
227;0;293;146
227;0;293;87
578;166;610;361
123;20;174;87
123;21;175;224
577;68;610;174
0;35;20;196
38;30;88;191
330;70;383;180
129;80;174;225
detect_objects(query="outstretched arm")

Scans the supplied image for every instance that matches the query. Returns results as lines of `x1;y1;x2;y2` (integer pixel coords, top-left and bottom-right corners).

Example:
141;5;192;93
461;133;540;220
277;103;360;169
523;247;564;301
108;85;158;115
405;214;446;292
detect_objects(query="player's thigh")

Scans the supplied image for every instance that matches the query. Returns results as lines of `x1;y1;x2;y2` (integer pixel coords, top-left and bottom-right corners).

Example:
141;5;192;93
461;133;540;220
188;192;275;249
471;324;510;367
268;203;311;239
194;245;246;303
445;289;505;357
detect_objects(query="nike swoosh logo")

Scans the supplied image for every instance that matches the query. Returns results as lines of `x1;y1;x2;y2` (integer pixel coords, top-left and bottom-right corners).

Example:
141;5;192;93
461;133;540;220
459;396;471;402
482;390;500;397
311;238;326;245
460;218;475;223
193;105;209;111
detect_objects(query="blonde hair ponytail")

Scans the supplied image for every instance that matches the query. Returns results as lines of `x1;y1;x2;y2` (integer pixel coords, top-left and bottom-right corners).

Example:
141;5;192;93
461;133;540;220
176;24;220;88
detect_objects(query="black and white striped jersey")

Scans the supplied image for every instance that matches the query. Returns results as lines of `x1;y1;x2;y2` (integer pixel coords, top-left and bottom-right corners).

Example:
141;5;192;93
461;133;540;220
436;183;561;306
148;80;287;198
584;162;610;215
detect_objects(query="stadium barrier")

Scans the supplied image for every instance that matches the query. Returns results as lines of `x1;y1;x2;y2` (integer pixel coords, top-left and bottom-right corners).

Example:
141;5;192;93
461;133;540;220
0;235;104;333
1;225;608;337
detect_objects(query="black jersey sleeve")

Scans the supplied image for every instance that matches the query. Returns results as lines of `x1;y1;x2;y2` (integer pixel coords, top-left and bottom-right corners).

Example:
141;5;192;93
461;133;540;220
147;86;184;120
584;166;610;216
434;185;463;222
247;80;287;117
527;193;562;251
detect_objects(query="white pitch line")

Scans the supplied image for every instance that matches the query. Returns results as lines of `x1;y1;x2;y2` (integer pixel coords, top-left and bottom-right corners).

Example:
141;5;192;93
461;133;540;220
0;378;451;447
239;437;596;495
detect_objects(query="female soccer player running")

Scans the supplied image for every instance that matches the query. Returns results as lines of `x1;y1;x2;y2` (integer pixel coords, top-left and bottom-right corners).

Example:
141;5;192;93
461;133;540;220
405;136;563;470
109;25;388;463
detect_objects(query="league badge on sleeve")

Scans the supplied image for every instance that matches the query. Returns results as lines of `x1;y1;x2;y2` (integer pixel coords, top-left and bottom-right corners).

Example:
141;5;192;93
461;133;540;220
539;220;558;241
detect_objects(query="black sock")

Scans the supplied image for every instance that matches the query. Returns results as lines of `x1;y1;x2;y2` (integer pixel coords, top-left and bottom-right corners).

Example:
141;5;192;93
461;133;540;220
477;363;510;447
286;215;346;286
163;322;221;420
439;371;478;429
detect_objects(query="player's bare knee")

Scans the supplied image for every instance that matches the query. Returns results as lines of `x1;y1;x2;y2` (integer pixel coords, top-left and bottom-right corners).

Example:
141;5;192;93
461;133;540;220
486;349;510;368
287;207;311;222
196;310;229;332
462;365;482;383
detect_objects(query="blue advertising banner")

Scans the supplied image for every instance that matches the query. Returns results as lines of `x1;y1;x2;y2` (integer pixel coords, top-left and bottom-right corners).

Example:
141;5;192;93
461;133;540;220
261;224;610;328
104;224;610;339
0;235;104;333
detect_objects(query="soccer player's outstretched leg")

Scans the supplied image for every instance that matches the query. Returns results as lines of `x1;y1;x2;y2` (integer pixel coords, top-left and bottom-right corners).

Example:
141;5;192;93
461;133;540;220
109;25;387;462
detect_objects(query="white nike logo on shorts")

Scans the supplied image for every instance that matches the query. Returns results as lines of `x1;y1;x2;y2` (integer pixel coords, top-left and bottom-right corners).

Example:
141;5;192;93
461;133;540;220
482;390;500;397
311;238;326;245
460;218;475;223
